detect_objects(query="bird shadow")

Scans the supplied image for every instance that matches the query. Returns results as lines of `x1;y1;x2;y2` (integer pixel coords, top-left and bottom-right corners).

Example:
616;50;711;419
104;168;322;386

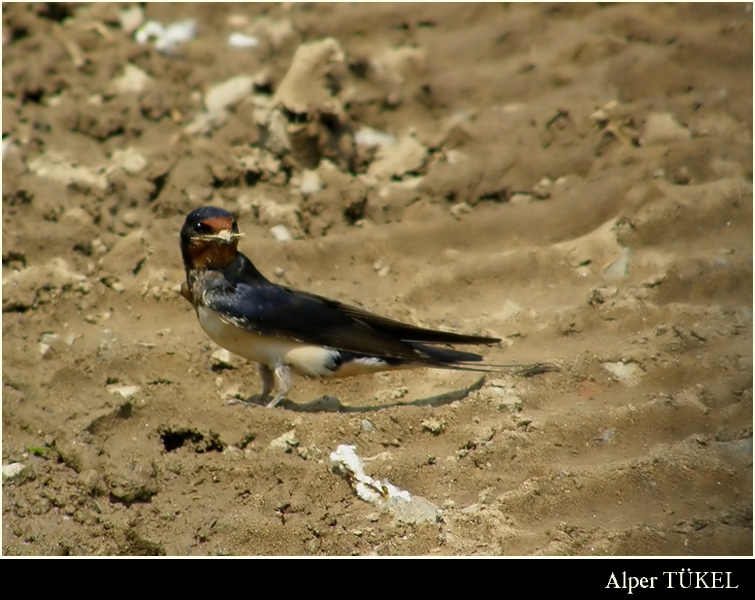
237;364;557;414
278;376;488;413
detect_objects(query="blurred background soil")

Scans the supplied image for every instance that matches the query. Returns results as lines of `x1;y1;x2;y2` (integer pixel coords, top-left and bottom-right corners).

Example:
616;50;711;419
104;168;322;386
2;2;752;556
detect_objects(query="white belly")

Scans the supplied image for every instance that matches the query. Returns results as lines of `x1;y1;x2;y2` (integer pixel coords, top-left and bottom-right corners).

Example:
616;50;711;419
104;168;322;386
196;306;337;377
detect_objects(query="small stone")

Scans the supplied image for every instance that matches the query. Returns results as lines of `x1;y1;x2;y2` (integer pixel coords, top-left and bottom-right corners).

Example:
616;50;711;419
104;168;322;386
391;495;438;524
602;248;631;281
91;239;108;256
135;19;198;56
112;63;153;95
367;135;428;180
204;75;254;114
187;111;229;136
2;463;25;481
211;348;238;369
421;419;446;435
111;148;148;175
461;503;482;516
119;6;144;35
590;108;609;125
270;225;292;242
450;202;472;219
2;138;16;158
300;170;323;196
532;178;552;199
595;429;615;445
107;385;141;399
38;332;76;359
374;387;408;403
227;32;259;48
121;210;140;227
488;385;522;413
602;361;643;387
269;430;298;452
509;192;532;203
355;127;396;149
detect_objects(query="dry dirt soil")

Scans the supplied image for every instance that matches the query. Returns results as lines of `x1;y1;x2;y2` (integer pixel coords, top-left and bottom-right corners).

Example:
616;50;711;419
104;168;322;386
2;2;753;556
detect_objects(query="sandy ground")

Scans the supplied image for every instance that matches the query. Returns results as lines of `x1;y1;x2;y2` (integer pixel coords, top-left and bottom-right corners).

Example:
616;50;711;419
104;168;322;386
2;3;752;556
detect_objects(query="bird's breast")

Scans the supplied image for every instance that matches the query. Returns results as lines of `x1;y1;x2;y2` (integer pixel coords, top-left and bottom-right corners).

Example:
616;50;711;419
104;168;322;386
196;305;338;377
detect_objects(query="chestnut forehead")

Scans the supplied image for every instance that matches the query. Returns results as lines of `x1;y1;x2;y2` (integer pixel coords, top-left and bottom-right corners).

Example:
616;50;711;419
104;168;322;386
201;215;236;231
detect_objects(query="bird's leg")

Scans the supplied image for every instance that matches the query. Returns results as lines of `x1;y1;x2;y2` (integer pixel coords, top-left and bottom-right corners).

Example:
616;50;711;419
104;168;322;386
266;362;292;408
258;363;275;403
226;363;275;407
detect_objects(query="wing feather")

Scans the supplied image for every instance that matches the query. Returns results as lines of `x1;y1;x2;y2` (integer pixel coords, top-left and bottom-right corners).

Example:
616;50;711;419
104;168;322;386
206;280;425;361
198;253;499;365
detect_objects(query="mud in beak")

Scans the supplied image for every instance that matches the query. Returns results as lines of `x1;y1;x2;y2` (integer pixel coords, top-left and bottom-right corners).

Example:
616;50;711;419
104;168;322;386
202;230;244;243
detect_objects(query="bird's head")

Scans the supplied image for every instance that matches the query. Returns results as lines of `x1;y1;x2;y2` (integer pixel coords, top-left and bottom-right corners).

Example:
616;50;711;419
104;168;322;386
180;206;244;271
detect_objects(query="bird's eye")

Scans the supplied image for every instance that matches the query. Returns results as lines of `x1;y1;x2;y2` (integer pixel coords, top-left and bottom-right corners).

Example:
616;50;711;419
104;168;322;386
193;221;211;234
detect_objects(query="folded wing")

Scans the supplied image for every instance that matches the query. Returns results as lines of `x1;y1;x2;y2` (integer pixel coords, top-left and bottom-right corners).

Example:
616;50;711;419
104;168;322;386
203;274;499;366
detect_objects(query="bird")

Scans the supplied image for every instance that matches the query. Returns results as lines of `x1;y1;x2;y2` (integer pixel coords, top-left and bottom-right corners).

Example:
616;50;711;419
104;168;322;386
179;205;541;408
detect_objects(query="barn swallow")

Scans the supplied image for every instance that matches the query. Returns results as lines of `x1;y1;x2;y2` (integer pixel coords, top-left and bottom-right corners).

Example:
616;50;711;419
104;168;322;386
180;206;541;408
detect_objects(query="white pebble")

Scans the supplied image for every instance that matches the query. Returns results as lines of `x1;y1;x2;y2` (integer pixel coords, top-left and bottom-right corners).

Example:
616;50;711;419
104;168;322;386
228;32;259;48
300;170;323;196
270;225;292;242
107;385;141;399
119;6;144;35
204;75;254;114
2;463;25;481
135;19;197;55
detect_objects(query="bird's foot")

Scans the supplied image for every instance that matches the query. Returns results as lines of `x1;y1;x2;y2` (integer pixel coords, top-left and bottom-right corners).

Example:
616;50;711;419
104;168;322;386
225;393;269;408
225;398;256;408
265;393;287;409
